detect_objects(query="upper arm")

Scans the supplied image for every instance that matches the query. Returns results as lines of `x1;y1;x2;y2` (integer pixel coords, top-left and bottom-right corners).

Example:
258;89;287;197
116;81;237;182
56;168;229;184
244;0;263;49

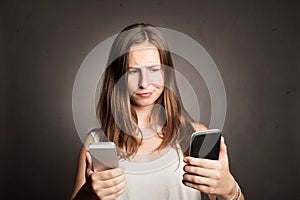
70;134;94;200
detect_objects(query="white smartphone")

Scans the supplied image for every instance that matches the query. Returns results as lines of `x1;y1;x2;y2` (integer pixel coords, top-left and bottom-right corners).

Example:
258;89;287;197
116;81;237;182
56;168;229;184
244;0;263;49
189;129;222;160
89;142;119;171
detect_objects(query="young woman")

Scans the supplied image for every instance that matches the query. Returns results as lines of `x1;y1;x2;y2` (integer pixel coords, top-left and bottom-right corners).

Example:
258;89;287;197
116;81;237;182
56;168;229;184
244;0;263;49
71;23;244;200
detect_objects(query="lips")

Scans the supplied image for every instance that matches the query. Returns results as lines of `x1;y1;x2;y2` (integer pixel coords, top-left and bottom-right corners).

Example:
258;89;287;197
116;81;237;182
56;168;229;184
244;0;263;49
136;92;153;98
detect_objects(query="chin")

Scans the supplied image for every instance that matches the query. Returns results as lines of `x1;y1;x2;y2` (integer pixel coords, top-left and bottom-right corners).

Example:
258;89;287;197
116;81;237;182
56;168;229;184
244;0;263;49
132;97;158;107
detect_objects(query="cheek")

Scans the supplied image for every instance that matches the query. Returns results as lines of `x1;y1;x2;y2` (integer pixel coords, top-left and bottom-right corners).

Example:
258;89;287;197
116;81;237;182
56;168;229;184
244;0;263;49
150;72;164;86
127;78;138;93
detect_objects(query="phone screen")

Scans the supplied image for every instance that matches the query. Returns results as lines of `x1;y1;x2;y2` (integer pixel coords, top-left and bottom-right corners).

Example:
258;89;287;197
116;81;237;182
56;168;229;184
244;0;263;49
190;130;221;160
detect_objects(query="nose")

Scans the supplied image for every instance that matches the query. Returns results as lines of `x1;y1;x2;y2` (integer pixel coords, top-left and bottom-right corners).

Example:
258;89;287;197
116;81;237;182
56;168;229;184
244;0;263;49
138;70;149;88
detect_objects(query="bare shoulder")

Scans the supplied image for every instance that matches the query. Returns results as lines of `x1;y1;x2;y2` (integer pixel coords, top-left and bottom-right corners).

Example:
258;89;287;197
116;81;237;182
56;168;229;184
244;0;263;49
192;122;208;132
70;133;95;199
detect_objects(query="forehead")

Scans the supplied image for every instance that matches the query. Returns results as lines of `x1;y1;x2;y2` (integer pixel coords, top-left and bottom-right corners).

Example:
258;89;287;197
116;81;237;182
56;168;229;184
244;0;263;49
128;42;161;67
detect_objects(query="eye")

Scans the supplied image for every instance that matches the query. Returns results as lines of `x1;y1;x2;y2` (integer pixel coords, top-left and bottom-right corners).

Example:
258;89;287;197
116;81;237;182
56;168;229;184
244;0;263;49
150;65;162;72
128;69;139;75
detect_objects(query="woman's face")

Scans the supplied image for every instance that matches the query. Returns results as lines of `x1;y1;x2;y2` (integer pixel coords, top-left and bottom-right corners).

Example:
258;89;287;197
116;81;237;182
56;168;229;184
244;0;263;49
127;42;164;108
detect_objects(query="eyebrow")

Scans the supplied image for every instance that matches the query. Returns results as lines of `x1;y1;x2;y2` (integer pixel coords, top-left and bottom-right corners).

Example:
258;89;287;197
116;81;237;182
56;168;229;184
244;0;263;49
128;64;162;69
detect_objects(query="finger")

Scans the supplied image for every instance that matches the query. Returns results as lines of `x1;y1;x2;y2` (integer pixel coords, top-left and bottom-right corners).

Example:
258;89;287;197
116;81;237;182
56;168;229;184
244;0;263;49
182;173;211;185
184;157;221;170
100;173;126;189
182;180;215;195
96;176;126;197
105;177;126;194
101;186;126;200
93;168;124;181
218;136;228;161
86;151;92;169
183;165;217;179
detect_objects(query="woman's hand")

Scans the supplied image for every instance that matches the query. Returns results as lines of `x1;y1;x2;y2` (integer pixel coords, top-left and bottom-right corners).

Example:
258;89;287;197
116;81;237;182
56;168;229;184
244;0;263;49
182;137;238;200
86;151;126;200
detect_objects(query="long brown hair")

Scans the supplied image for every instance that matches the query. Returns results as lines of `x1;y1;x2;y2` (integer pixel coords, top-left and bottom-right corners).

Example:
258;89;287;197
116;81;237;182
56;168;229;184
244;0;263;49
96;23;196;156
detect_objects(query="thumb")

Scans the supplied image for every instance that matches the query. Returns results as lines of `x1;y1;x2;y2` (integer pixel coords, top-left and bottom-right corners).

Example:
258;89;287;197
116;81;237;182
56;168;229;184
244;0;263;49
218;136;228;161
86;151;93;176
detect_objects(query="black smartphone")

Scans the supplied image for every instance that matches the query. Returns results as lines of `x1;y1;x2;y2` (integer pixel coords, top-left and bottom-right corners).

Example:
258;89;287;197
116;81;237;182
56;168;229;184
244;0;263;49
189;129;222;160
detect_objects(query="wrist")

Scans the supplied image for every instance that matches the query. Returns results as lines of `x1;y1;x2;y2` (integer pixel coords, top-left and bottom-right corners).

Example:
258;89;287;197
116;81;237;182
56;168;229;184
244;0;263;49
217;176;238;200
229;182;241;200
218;180;241;200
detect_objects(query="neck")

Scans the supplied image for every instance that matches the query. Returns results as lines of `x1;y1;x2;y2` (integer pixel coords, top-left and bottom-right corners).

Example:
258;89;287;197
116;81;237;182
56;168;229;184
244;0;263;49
132;104;154;128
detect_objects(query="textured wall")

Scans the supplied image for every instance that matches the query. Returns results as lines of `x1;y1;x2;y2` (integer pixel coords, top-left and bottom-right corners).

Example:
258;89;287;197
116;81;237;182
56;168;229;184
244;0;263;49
1;0;299;199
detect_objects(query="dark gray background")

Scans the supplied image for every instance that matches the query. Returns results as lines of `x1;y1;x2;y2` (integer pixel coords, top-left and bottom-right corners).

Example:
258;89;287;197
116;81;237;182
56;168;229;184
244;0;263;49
1;0;299;199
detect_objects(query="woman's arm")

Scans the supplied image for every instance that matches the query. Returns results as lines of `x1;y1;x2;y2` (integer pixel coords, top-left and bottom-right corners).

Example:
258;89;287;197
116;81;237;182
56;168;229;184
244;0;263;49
70;135;94;199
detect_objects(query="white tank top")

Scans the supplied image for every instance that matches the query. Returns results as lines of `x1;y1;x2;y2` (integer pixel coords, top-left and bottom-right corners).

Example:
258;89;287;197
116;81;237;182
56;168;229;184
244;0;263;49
90;130;201;200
